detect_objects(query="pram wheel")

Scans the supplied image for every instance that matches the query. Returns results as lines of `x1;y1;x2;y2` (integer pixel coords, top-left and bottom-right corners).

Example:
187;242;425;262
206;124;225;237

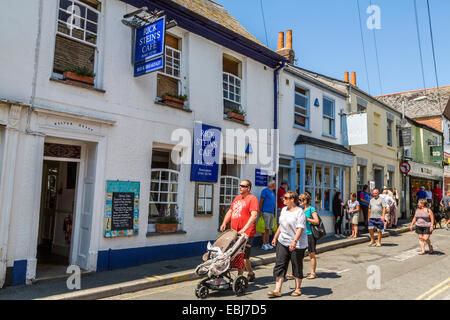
195;285;209;299
233;275;248;296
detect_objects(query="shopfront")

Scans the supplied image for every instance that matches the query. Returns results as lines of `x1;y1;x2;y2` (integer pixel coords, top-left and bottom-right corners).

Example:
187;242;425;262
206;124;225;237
292;135;354;234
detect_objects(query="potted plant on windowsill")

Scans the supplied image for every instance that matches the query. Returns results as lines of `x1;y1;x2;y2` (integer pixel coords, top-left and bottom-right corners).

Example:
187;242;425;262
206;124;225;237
155;215;179;233
227;108;246;122
63;66;95;87
161;93;188;109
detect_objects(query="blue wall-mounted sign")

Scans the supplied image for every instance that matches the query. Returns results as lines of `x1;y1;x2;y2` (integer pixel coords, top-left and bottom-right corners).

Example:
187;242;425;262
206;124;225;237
255;169;268;186
190;122;222;183
134;16;166;77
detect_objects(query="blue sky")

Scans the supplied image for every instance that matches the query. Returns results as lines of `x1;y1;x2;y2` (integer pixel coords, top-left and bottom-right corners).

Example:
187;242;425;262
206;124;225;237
214;0;450;96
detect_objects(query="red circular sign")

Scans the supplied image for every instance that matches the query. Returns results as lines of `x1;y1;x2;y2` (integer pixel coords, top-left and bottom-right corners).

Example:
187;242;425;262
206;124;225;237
399;161;411;174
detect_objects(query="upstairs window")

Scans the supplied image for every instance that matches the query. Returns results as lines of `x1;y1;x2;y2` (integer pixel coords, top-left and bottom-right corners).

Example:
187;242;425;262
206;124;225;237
387;119;393;147
223;54;242;115
53;0;100;79
294;85;309;129
157;34;182;98
323;96;335;137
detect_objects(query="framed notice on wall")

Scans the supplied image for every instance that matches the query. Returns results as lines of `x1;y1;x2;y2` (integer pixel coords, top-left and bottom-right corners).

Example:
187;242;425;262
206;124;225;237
104;180;140;238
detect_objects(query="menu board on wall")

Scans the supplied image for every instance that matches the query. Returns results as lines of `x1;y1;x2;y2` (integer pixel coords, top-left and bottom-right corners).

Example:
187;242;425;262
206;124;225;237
104;181;140;238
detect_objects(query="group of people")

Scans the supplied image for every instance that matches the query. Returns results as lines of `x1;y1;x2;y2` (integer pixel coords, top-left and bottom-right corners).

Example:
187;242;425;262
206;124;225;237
219;179;321;297
219;178;450;298
414;183;443;215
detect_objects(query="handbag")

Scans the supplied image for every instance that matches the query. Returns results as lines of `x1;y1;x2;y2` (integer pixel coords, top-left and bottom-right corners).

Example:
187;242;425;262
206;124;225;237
256;216;265;233
309;210;326;240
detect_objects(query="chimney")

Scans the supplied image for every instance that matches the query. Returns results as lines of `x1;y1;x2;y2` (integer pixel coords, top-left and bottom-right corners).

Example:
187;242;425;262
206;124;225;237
344;72;349;83
351;72;357;87
277;32;284;50
276;30;295;65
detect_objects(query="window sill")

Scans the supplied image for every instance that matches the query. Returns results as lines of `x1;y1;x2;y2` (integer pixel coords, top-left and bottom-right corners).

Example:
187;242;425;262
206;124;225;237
322;134;337;140
146;230;187;237
224;116;249;126
50;77;105;93
293;125;311;133
194;214;214;218
154;100;192;113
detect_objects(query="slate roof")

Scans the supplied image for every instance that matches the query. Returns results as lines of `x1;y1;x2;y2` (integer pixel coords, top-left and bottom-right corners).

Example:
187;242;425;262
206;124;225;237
170;0;264;46
376;86;450;119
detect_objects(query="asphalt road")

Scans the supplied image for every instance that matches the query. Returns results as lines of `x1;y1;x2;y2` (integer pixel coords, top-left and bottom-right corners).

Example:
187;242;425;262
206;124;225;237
104;228;450;300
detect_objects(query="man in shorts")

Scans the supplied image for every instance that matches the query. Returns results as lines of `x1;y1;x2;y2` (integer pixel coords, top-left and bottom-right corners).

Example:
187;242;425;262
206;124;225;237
259;181;276;250
220;179;259;282
368;189;386;247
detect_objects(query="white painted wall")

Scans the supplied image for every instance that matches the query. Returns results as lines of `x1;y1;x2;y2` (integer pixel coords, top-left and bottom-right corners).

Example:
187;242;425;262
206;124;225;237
0;0;276;280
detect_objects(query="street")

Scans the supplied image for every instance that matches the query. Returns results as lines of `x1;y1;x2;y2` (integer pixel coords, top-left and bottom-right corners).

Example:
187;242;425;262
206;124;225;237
104;228;450;300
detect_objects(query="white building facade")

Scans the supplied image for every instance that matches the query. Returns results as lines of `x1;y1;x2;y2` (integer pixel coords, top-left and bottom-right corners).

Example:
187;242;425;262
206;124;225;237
0;0;284;287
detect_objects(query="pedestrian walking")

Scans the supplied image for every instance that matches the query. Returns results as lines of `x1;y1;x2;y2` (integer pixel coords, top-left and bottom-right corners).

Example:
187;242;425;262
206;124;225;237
425;186;433;206
347;193;360;238
432;183;443;215
416;186;427;203
277;179;289;224
359;185;371;232
332;192;346;238
268;191;307;298
410;199;435;255
368;189;386;247
440;190;450;231
220;179;259;282
301;192;320;279
259;181;276;250
392;188;399;207
382;189;396;230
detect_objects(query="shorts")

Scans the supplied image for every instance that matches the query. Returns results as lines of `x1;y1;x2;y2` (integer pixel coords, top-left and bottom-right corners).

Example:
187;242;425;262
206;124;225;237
262;212;274;230
307;234;317;254
273;242;306;279
416;226;432;235
368;218;384;232
244;237;254;259
351;214;359;225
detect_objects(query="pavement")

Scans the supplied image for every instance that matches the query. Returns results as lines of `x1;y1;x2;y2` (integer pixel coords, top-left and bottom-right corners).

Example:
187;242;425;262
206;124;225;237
0;221;413;300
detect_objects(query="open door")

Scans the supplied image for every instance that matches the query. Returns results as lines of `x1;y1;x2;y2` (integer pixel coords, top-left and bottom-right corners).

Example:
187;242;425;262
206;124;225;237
74;143;97;270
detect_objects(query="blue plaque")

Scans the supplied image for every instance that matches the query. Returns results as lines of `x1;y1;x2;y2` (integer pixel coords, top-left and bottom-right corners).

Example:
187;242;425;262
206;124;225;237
190;122;221;183
255;169;268;186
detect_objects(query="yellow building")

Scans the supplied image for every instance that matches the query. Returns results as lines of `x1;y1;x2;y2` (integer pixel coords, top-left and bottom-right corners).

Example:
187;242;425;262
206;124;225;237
295;69;403;219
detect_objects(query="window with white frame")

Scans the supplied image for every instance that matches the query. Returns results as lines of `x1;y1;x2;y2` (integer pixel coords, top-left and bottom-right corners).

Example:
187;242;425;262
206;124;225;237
149;149;180;223
195;183;214;216
357;165;366;192
323;97;335;136
53;0;100;77
223;55;242;115
157;34;182;98
294;85;309;129
218;160;240;228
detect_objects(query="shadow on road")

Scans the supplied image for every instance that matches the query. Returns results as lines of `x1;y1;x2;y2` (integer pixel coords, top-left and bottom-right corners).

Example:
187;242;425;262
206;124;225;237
300;286;333;298
380;243;399;247
314;272;342;279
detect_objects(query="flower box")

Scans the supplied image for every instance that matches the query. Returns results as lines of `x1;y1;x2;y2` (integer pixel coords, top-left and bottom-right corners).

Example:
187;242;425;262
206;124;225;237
63;71;94;87
162;95;185;109
156;223;179;233
227;112;245;122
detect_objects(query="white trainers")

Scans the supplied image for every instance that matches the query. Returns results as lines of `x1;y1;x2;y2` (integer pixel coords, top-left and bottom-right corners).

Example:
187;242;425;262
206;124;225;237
267;244;274;249
262;244;269;250
334;234;340;238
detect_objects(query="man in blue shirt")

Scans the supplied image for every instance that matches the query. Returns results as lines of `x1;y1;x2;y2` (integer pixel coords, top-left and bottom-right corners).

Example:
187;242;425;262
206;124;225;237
359;185;371;232
259;181;276;250
416;186;427;203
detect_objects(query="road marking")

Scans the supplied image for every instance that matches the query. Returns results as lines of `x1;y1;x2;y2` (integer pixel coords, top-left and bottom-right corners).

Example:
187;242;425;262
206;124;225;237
425;284;450;300
389;248;420;262
416;277;450;300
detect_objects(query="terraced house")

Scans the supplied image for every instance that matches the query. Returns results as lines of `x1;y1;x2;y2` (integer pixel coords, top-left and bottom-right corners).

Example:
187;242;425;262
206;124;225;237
0;0;285;287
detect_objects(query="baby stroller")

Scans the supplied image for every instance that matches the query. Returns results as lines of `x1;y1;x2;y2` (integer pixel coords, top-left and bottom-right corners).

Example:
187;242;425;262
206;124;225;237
194;229;249;299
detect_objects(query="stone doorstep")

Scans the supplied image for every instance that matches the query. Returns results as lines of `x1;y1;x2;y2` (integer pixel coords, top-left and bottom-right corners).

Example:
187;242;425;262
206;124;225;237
38;225;411;300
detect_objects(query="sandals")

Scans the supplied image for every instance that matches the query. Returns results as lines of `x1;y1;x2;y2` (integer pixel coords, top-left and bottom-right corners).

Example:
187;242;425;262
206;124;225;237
306;273;317;279
247;273;256;282
291;290;302;297
267;291;282;298
418;251;426;255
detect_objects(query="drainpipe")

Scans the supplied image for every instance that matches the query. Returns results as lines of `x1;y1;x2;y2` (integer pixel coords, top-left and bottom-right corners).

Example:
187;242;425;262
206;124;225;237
273;60;285;221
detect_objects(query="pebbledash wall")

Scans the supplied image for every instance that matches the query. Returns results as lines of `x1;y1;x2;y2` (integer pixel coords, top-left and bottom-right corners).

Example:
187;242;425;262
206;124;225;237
0;0;283;287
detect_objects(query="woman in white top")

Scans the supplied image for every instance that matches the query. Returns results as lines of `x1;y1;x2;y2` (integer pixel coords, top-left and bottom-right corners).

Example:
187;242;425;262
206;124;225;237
268;191;307;298
347;193;360;238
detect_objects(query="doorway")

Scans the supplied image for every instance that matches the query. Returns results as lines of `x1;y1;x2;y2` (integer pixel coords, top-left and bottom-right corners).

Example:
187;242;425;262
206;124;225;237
36;160;78;279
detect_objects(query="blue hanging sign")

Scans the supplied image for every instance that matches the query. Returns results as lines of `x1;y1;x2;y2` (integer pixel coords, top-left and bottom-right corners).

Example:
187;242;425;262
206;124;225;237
134;16;166;77
190;122;221;183
255;169;268;186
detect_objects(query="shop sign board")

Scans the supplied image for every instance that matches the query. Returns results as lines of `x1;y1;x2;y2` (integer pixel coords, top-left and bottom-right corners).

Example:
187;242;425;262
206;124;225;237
255;169;269;186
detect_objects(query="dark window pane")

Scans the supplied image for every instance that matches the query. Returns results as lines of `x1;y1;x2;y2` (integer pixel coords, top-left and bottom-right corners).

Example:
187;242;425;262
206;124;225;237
295;114;306;127
57;21;70;35
295;86;307;95
295;106;307;115
59;0;72;10
85;32;97;44
86;9;98;23
86;21;97;34
323;98;334;117
295;94;307;108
